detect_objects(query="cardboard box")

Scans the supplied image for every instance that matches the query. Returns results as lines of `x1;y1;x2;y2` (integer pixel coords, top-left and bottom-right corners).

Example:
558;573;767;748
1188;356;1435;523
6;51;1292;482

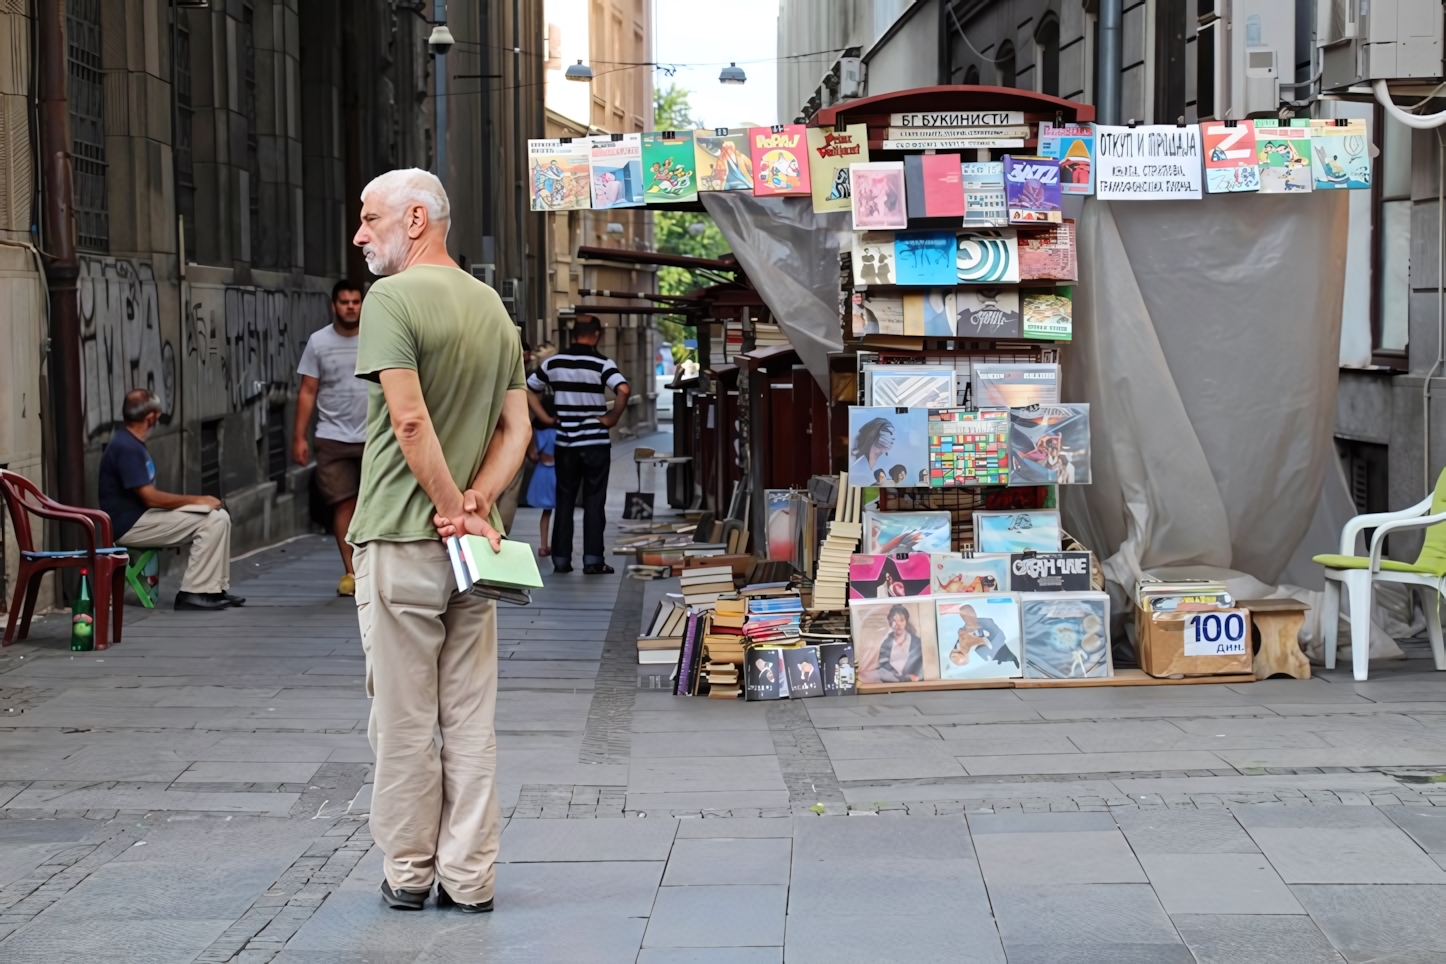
1136;605;1254;678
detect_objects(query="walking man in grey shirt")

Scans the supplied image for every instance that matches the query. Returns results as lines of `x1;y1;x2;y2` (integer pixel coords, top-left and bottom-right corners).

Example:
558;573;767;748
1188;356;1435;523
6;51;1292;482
294;279;369;596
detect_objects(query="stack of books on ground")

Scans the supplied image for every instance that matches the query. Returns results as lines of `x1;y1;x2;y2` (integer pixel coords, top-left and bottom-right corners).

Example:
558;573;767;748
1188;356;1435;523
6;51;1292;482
700;598;746;699
744;641;857;701
680;565;738;610
637;599;687;665
811;471;863;611
1135;579;1233;613
744;593;804;644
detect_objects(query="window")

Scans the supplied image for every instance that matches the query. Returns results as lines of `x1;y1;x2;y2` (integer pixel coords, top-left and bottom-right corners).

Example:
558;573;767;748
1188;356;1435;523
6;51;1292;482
997;42;1016;88
175;26;196;262
1154;0;1188;124
1375;108;1411;355
243;5;260;266
1036;16;1060;97
1337;438;1389;549
67;0;108;251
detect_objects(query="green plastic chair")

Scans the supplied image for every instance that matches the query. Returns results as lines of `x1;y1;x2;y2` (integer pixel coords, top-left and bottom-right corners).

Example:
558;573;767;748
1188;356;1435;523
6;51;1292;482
123;548;162;608
1313;468;1446;680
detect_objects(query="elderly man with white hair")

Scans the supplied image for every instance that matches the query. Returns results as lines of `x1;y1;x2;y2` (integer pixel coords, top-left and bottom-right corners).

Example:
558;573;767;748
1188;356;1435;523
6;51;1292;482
347;168;530;913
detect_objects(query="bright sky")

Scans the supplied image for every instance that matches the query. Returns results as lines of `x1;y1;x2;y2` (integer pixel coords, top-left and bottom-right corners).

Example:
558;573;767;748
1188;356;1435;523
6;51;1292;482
653;0;778;128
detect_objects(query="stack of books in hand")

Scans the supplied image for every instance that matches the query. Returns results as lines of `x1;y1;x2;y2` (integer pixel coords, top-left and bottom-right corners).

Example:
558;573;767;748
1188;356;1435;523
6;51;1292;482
680;565;738;610
637;599;687;665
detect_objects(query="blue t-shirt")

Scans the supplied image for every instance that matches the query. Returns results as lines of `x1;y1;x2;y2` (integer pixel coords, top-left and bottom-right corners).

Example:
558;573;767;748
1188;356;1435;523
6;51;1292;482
98;429;155;538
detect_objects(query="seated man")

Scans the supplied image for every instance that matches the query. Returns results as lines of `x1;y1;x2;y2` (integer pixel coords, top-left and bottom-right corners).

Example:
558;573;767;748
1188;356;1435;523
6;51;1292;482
99;389;244;611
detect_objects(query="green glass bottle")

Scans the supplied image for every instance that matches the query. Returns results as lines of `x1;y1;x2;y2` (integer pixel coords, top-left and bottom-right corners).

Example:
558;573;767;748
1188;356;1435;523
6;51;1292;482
70;568;94;652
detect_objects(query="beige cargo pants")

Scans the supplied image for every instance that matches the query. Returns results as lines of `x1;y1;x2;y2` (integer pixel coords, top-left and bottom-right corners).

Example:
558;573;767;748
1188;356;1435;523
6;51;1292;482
352;539;500;903
122;507;231;593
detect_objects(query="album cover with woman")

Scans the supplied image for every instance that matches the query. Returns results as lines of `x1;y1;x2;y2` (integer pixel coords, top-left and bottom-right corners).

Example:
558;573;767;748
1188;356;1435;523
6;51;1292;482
850;597;940;685
849;553;933;599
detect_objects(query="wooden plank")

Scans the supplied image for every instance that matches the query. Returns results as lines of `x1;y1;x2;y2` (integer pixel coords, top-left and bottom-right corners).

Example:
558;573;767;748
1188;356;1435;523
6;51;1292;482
856;669;1258;695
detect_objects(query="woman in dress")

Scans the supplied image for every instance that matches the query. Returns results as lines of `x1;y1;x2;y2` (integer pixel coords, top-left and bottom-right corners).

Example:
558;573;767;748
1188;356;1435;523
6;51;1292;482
525;396;558;557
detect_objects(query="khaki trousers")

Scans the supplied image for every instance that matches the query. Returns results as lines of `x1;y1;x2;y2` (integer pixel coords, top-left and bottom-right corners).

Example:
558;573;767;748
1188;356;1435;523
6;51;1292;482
352;539;500;903
122;508;232;593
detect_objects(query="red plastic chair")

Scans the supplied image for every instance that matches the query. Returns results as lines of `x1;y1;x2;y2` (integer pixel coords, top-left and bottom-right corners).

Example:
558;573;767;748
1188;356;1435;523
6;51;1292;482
1;469;128;649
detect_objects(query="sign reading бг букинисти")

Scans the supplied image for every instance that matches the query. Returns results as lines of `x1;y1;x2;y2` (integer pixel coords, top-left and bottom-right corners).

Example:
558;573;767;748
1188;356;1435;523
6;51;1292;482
890;112;1025;127
1094;125;1203;201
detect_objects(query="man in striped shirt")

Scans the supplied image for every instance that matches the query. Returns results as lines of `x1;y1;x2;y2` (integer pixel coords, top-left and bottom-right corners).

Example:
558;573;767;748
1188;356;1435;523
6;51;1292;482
526;316;631;574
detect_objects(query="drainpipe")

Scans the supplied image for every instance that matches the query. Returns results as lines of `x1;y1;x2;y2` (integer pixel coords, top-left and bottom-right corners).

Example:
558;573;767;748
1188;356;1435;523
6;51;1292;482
1098;0;1122;126
37;0;87;512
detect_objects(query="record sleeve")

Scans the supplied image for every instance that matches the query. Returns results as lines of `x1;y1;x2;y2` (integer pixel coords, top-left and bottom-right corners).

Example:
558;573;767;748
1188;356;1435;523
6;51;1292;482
936;593;1023;680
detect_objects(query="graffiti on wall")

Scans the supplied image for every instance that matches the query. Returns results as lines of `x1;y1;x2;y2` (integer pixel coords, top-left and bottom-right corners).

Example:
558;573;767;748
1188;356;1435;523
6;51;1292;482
79;256;176;438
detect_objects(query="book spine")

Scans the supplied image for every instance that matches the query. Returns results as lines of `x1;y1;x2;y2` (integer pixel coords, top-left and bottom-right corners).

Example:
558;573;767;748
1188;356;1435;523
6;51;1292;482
674;613;698;696
446;537;469;594
459;536;479;586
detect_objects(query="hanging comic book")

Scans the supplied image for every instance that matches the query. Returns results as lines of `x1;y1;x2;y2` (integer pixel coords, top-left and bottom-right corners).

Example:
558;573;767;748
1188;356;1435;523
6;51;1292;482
848;408;929;487
1002;155;1063;223
750;124;811;197
956;229;1020;284
954;288;1021;339
1022;290;1073;341
1256;120;1313;194
962;162;1008;226
1201;120;1261;194
895;232;958;286
1038;123;1094;195
1310;118;1371;190
927;408;1011;486
807;124;869;213
590;134;644;209
694;129;755;192
528;139;592;211
642;131;697;203
1019;221;1078;281
849;552;932;599
1009;403;1091;484
1021;592;1112;679
902;292;956;337
936;594;1024;680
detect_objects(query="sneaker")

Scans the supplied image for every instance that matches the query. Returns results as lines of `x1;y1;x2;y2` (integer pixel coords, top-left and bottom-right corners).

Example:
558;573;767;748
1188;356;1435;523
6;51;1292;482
380;879;429;910
436;885;493;913
338;574;356;596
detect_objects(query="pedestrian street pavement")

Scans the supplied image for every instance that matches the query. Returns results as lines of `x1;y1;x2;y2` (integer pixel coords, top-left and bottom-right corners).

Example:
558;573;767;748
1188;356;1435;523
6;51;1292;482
3;428;1446;960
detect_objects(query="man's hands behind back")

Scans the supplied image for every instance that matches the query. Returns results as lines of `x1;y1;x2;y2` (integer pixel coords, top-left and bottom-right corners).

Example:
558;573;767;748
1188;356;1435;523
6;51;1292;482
433;488;503;552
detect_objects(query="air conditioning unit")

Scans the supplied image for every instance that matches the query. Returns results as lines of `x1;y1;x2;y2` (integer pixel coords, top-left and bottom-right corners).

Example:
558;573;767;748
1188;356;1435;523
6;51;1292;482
1320;0;1443;90
470;263;495;287
1197;1;1294;119
499;278;520;320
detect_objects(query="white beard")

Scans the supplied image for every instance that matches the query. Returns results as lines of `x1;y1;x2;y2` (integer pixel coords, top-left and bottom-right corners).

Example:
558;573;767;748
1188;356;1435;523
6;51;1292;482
362;233;409;276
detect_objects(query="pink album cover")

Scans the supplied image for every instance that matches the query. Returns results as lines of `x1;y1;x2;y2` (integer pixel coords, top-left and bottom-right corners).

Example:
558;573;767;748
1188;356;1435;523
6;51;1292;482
848;552;934;600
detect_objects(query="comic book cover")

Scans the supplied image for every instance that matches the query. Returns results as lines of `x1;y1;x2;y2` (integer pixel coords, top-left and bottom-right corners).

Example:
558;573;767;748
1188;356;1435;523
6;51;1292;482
851;232;897;285
849;552;933;599
807;124;870;213
1009;403;1091;484
902;291;956;337
693;129;755;192
971;363;1060;408
1201;120;1261;194
1019;220;1078;281
962;162;1008;226
932;554;1011;593
894;231;958;286
936;593;1023;680
848;409;929;487
1022;290;1073;341
749;125;811;197
927;408;1011;486
1310;118;1371;190
528;139;592;211
589;134;644;209
1021;592;1112;679
956;229;1020;284
1038;123;1094;195
954;288;1021;339
641;131;697;203
1002;155;1063;224
1256;120;1313;194
850;162;908;230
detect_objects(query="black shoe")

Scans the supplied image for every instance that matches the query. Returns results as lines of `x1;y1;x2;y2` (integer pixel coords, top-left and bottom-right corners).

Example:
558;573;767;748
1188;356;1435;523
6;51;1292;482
436;885;493;913
583;564;615;575
174;591;230;611
380;880;429;910
552;562;574;574
222;592;246;606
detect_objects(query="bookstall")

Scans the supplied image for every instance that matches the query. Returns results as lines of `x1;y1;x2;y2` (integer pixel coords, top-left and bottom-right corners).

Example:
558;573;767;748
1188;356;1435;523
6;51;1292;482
528;85;1361;700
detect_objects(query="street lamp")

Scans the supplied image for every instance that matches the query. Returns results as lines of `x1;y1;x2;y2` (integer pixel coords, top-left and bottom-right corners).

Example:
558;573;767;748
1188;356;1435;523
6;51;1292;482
565;60;594;82
719;62;747;85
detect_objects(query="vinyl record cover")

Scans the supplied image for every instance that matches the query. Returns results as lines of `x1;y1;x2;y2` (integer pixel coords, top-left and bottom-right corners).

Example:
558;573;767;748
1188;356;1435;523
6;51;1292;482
528;139;592;211
1022;291;1073;341
1255;121;1313;194
856;293;904;336
1019;221;1078;281
1008;551;1092;592
642;131;698;203
1002;155;1063;224
744;647;790;700
936;593;1023;680
783;646;825;697
895;232;959;286
954;288;1021;339
927;408;1011;486
862;510;953;554
750;125;811;197
764;489;803;564
904;153;966;219
852;232;897;285
849;552;933;599
693;129;755;192
868;367;956;408
818;641;858;695
850;162;908;230
848;408;930;487
1310;118;1370;190
1021;592;1112;679
973;510;1062;553
808;124;869;213
850;596;941;684
1009;403;1091;484
962;162;1008;226
956;229;1020;284
971;363;1060;408
902;291;956;337
1202;120;1261;194
1038;123;1094;195
589;134;644;209
932;554;1011;594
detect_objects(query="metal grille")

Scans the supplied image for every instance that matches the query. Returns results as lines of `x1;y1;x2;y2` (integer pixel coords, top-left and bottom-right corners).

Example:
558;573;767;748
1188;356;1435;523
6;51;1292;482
200;419;222;497
267;405;287;490
67;0;108;251
243;5;259;264
175;26;196;261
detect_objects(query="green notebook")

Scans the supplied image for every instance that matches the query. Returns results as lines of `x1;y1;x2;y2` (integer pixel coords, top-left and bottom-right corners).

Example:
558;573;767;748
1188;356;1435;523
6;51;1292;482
447;535;544;593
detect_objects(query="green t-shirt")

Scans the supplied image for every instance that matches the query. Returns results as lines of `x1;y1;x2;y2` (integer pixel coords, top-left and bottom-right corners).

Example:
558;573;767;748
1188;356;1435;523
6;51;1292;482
347;265;525;544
